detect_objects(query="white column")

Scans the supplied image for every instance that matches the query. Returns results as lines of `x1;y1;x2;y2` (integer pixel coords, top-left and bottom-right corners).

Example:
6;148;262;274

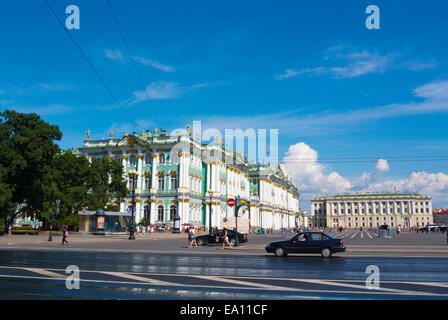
137;154;143;190
151;154;158;191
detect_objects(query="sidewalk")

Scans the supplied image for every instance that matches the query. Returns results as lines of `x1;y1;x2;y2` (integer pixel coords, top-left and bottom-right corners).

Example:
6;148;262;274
0;231;199;245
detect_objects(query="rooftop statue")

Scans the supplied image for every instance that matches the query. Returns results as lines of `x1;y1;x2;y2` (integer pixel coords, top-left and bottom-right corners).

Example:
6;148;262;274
187;123;192;136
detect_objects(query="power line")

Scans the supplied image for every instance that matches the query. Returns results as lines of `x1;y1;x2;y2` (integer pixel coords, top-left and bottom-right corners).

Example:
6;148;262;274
105;0;163;129
43;0;141;133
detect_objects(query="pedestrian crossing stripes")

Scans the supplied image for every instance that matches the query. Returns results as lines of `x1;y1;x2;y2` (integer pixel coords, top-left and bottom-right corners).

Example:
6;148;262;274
0;265;446;298
329;229;388;240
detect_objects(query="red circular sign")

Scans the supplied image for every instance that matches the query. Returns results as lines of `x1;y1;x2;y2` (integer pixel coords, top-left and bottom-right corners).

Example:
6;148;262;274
227;198;235;207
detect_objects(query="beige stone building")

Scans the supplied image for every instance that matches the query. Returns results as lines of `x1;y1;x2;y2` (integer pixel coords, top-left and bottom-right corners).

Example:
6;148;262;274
311;193;432;228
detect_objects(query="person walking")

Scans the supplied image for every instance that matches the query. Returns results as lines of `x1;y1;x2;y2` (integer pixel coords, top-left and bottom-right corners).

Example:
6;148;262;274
188;227;198;247
220;227;233;250
61;225;68;245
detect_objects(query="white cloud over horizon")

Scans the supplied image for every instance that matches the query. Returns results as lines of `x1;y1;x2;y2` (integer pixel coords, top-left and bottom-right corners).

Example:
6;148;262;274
281;142;448;208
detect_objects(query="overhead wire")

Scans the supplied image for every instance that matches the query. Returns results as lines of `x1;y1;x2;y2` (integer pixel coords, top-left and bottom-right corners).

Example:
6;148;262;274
105;0;163;129
43;0;141;133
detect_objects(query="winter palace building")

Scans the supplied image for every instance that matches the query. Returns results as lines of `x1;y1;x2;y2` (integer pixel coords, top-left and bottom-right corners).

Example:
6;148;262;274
311;193;433;228
78;126;300;230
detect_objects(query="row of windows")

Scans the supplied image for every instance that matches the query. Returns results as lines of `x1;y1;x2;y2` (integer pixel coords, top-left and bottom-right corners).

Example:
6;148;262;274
140;205;176;221
117;153;167;167
128;174;178;191
315;201;430;208
315;207;430;215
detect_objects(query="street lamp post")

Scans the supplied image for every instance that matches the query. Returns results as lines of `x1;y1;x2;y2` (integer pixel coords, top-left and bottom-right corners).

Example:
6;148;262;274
128;170;139;240
207;192;213;233
48;199;60;242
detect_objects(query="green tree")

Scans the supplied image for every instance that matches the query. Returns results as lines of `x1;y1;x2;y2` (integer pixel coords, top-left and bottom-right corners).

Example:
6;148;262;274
42;152;127;229
0;110;62;226
85;157;127;210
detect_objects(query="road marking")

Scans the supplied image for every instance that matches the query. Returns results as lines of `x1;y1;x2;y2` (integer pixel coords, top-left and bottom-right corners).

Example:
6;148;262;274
189;275;296;291
21;267;65;279
0;266;447;297
361;231;364;239
404;281;448;289
294;279;440;296
366;231;373;239
341;231;354;239
350;231;360;239
100;271;175;286
0;273;446;297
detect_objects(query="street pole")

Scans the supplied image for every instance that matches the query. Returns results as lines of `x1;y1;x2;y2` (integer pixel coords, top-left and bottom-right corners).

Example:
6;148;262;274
48;199;60;241
129;171;137;240
208;192;212;233
235;197;239;247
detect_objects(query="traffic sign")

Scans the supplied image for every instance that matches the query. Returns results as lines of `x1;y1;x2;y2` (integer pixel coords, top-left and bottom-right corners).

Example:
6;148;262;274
227;198;235;207
237;195;240;205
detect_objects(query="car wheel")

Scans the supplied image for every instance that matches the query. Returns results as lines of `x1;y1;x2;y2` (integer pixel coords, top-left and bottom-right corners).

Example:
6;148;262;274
230;239;236;246
274;247;286;257
196;239;204;246
321;248;332;258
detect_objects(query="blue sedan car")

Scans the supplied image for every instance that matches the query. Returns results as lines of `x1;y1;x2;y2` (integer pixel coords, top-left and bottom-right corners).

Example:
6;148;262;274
265;232;345;258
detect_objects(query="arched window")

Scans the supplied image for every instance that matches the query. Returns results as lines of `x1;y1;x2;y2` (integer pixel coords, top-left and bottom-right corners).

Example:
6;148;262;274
169;205;176;221
128;175;137;190
144;206;150;220
170;172;178;190
158;173;165;191
144;175;151;190
144;154;151;165
129;155;137;166
157;205;164;221
159;153;165;164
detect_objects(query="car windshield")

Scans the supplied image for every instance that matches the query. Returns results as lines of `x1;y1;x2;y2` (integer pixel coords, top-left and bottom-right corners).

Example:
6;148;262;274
322;233;334;239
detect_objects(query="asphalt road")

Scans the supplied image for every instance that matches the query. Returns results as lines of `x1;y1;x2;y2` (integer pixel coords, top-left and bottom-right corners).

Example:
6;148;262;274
0;249;447;300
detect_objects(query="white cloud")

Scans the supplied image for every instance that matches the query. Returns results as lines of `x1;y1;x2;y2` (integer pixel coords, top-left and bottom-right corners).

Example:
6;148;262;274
105;49;174;72
131;81;214;105
275;48;390;80
414;80;448;99
197;79;448;137
133;81;181;103
355;159;390;188
105;49;123;61
281;141;448;208
363;171;448;207
274;69;300;80
131;56;174;72
275;45;434;81
282;142;351;195
376;159;389;172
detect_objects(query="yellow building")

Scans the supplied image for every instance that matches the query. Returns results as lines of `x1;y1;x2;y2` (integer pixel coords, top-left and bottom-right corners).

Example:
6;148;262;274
311;193;432;228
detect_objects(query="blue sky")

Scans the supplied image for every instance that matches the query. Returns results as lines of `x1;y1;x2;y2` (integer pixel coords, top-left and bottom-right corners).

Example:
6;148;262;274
1;0;448;208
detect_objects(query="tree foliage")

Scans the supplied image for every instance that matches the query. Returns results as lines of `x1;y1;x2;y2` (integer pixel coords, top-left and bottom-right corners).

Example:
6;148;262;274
0;110;62;224
0;110;127;228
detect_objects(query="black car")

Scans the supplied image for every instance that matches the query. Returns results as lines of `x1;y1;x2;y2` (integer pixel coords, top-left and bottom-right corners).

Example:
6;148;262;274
196;229;248;246
265;232;345;258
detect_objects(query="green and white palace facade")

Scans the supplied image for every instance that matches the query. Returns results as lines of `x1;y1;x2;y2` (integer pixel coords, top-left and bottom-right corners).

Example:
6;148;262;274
79;127;300;230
